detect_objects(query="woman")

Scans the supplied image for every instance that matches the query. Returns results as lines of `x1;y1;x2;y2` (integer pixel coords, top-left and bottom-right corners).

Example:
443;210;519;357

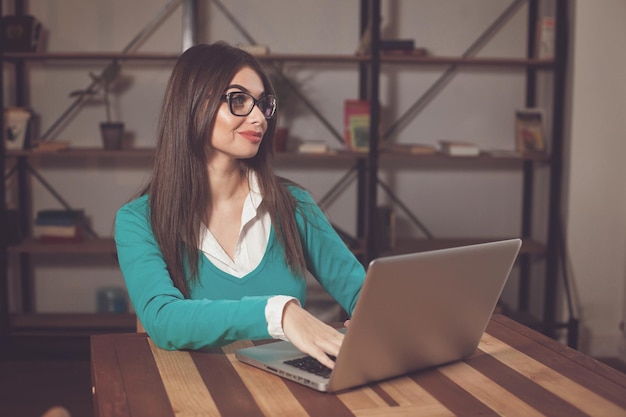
115;42;365;369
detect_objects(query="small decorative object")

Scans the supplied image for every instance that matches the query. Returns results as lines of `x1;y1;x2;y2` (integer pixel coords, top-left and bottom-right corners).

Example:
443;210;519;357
536;17;555;59
3;107;31;150
96;287;129;314
100;121;124;150
515;108;545;153
0;15;42;52
439;140;481;157
69;61;125;150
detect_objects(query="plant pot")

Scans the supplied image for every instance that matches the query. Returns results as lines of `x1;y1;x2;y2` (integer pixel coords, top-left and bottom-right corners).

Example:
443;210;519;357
100;122;124;150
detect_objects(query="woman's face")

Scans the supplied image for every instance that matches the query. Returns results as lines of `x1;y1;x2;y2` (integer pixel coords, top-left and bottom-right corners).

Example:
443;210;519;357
209;66;269;162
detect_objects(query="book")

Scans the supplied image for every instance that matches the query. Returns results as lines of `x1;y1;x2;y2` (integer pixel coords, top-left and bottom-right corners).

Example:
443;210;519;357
515;108;545;152
33;141;71;152
380;39;415;51
536;17;555;59
488;150;523;158
375;205;396;251
33;224;82;238
382;48;428;57
298;140;329;154
344;100;370;151
349;115;371;151
439;140;481;157
384;143;436;155
36;209;85;222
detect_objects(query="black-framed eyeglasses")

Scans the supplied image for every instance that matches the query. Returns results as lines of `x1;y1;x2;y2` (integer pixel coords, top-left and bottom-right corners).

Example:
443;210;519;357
221;91;277;119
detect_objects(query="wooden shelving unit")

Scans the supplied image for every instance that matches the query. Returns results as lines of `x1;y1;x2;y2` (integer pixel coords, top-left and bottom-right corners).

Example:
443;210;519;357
1;1;573;343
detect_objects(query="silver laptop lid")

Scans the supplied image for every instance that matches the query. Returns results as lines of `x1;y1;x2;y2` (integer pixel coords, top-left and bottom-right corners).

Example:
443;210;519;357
327;238;521;392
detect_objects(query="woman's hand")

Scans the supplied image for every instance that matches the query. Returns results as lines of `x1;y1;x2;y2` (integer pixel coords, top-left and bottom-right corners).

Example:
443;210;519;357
282;300;343;369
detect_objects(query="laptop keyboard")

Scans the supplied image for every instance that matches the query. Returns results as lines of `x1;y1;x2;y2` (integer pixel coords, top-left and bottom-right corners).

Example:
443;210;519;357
284;356;335;379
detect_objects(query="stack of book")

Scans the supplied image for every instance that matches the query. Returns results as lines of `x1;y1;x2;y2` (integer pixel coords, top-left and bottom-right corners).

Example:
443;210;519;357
33;209;85;242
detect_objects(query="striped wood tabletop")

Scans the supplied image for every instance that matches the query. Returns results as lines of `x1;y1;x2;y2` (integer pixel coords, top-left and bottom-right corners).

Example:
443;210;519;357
91;315;626;417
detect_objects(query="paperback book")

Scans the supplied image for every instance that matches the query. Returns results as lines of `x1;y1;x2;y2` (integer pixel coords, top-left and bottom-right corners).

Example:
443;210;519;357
515;108;545;152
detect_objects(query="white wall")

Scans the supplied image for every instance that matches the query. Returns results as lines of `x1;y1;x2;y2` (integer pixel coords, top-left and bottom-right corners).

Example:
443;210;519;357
565;0;626;359
9;0;625;359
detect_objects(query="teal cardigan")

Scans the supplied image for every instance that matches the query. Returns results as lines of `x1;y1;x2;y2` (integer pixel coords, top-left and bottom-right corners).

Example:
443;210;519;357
114;186;365;350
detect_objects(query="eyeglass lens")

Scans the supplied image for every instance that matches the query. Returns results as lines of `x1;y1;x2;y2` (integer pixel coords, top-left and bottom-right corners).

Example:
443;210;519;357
228;92;276;119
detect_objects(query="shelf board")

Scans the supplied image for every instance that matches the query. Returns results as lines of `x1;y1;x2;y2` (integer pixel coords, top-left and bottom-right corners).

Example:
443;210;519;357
9;313;136;334
2;52;182;61
380;150;550;163
276;150;363;163
6;146;155;159
1;52;367;63
8;238;116;254
2;52;553;68
383;237;545;256
6;147;549;164
380;55;554;68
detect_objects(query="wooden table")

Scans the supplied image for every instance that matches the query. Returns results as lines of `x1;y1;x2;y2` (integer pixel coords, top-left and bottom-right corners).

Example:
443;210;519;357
91;315;626;416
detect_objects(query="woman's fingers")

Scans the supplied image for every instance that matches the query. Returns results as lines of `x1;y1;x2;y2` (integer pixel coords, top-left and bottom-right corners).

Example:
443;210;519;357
282;300;344;369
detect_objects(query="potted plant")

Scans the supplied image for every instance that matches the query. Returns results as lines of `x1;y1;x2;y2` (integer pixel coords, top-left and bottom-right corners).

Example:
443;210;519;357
69;60;125;150
266;62;306;152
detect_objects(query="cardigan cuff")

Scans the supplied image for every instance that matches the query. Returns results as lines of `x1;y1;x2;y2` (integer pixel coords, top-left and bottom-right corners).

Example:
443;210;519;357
266;295;299;340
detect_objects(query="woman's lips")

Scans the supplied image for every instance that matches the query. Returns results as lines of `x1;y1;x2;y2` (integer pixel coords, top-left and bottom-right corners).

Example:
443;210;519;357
239;130;263;143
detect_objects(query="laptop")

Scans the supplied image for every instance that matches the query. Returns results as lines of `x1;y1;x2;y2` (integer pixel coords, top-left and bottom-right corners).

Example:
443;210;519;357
235;238;522;393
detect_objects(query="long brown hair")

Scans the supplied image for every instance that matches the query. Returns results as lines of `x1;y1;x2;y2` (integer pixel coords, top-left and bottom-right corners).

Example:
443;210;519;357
147;42;306;297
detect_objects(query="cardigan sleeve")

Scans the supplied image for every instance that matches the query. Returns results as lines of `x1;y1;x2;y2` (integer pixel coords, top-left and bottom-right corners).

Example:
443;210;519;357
290;187;366;316
114;196;272;350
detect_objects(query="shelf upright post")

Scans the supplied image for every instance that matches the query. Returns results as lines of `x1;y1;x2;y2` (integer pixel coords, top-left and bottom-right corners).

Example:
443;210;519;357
364;0;381;264
518;0;540;314
355;0;370;254
9;0;34;314
0;0;9;338
182;0;199;51
543;0;569;338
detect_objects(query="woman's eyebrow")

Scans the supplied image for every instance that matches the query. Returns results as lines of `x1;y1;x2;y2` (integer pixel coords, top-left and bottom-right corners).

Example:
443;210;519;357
225;84;250;93
225;84;266;98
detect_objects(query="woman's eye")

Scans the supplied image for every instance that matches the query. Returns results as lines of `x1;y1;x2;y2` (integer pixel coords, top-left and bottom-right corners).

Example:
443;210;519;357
231;94;248;107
